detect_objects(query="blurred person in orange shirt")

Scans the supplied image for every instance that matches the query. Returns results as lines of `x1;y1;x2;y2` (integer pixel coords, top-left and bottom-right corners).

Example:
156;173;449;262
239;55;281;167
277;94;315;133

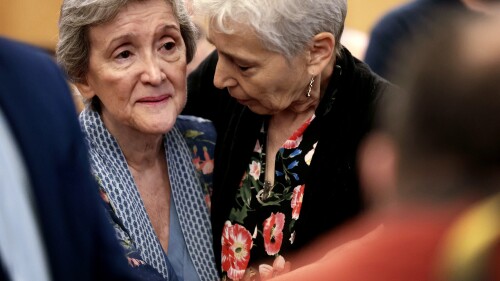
269;12;500;281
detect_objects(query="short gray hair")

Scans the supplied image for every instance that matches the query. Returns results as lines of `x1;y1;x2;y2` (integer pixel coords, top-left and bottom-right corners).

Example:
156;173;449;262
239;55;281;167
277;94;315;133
192;0;347;59
57;0;197;84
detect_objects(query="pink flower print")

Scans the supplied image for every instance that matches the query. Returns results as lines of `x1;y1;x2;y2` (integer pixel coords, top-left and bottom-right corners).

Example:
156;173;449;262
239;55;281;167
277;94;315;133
291;185;305;220
259;264;274;280
192;156;201;170
192;145;202;170
263;212;285;255
272;254;289;273
221;221;253;280
283;135;303;149
254;139;263;153
258;255;291;280
200;146;214;174
249;160;261;181
99;189;110;204
127;257;145;267
204;194;211;211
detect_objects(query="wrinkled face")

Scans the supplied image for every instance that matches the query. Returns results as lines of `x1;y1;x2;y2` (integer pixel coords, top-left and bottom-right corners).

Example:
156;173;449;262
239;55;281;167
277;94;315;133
207;22;311;115
81;0;187;136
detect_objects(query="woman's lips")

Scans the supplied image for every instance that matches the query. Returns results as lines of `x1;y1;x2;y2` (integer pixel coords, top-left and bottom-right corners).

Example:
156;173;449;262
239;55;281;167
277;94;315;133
137;94;170;103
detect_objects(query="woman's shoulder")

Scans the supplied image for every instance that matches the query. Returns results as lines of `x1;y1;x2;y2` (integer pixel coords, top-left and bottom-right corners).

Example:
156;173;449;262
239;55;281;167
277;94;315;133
176;115;216;137
176;115;216;208
176;115;217;150
176;114;216;159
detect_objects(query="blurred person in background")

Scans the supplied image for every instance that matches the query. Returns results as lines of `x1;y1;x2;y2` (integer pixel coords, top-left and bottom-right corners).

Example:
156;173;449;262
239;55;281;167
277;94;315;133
57;0;219;280
0;36;139;281
269;12;500;281
364;0;500;79
183;0;392;279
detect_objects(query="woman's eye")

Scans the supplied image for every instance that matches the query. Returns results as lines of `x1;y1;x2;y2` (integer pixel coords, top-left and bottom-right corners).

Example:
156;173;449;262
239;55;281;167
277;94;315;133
162;42;175;51
158;38;181;61
238;65;250;71
117;50;131;59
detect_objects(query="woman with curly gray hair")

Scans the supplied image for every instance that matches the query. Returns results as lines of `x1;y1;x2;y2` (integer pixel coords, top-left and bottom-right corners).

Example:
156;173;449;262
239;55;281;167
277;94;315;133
57;0;219;280
182;0;392;280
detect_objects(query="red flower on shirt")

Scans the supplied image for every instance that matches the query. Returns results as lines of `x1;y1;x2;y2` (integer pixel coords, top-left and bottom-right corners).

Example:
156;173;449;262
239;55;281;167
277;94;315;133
221;221;253;280
263;212;285;255
283;115;315;149
290;185;305;220
283;135;303;149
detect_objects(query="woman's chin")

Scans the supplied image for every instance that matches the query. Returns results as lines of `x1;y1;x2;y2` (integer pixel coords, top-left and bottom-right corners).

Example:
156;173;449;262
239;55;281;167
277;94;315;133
139;120;176;136
248;105;280;116
244;103;271;115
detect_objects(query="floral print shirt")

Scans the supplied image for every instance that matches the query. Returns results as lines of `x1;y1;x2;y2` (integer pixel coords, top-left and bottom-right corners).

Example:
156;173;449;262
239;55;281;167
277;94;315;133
222;115;319;280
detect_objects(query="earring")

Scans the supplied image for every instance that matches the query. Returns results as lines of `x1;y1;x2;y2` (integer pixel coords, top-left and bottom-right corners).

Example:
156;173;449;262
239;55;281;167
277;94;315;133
306;76;315;97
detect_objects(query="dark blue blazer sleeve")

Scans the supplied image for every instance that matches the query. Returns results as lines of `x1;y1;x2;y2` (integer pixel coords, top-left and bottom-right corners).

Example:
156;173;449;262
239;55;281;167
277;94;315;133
0;36;139;281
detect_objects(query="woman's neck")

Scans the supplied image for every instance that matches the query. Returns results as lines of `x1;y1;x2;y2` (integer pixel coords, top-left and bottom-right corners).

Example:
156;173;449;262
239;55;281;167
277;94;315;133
101;114;164;170
288;58;335;114
119;135;165;172
265;108;314;184
102;118;165;170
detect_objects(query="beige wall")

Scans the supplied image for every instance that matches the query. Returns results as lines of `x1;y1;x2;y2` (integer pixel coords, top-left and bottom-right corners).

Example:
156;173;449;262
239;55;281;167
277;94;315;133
0;0;406;51
0;0;62;50
347;0;407;33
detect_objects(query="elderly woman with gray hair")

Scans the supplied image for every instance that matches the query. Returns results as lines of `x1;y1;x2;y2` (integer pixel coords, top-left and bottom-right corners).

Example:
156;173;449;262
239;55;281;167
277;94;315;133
182;0;392;280
57;0;219;280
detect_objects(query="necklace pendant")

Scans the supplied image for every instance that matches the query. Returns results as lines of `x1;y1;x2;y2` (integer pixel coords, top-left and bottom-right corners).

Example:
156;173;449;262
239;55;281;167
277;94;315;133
263;180;273;200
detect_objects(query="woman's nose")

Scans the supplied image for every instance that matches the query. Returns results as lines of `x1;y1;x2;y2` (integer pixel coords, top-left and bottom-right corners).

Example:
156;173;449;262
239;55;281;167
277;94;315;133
213;56;236;89
140;55;165;85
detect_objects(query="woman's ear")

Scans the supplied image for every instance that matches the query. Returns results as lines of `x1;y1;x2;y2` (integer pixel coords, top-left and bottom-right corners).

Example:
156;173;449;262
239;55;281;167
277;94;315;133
307;32;336;74
75;78;96;100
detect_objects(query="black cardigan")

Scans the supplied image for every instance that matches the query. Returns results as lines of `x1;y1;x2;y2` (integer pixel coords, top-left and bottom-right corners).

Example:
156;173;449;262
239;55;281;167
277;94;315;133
184;47;392;271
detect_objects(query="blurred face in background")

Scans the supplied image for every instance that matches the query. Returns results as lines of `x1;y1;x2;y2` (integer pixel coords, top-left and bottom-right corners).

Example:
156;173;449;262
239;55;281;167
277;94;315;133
78;0;188;137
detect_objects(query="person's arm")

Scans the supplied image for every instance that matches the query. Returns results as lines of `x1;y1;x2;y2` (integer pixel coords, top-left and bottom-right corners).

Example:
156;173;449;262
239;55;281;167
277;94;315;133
364;11;409;79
